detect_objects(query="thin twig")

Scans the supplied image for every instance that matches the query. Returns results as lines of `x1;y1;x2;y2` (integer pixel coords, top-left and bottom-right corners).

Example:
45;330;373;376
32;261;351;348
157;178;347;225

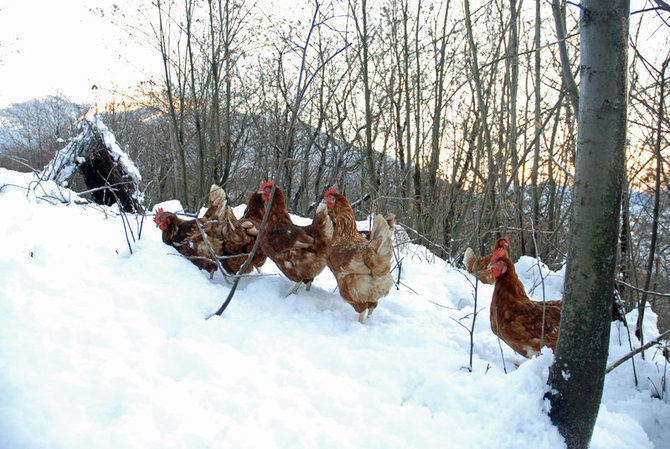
615;279;670;298
208;183;277;318
606;329;670;374
193;212;235;284
468;277;479;372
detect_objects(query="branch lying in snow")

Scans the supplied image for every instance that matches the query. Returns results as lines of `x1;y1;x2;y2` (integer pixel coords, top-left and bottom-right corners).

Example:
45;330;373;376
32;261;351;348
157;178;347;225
208;183;278;319
606;329;670;374
615;279;670;298
194;215;235;284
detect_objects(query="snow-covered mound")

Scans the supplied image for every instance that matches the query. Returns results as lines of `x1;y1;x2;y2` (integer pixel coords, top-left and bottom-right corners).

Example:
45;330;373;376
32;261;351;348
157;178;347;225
0;168;668;449
41;116;141;186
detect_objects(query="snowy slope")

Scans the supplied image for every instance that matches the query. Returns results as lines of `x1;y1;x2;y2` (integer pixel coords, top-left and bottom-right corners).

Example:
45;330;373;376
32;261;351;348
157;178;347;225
0;168;668;449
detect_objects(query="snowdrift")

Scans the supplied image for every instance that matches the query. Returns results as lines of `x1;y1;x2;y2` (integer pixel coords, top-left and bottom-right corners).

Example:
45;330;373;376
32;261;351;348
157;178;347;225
0;168;668;449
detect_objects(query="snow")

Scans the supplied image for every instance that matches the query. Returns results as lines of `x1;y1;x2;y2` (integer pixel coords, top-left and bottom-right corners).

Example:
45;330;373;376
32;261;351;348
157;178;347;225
95;117;142;185
1;167;668;449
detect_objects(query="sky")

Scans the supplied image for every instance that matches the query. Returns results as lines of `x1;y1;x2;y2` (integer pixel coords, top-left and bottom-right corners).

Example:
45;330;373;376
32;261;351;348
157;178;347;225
0;0;155;108
0;0;668;111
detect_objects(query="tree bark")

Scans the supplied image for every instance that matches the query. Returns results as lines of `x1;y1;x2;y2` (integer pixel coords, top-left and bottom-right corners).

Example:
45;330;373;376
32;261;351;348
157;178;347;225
635;57;667;344
427;1;451;199
546;1;629;448
531;0;542;257
552;0;579;113
356;0;377;204
156;0;189;207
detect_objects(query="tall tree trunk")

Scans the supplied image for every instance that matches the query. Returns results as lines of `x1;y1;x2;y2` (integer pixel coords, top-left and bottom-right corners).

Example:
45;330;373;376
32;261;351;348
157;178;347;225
412;0;423;226
185;0;207;202
546;2;629;448
552;0;579;113
531;0;541;257
427;1;451;200
358;0;377;205
156;0;188;207
464;0;496;241
508;0;521;251
208;0;223;187
401;0;412;207
635;57;667;343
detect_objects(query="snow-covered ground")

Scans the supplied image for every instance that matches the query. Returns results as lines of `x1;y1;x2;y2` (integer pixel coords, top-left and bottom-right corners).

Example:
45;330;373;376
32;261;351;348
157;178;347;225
0;167;668;449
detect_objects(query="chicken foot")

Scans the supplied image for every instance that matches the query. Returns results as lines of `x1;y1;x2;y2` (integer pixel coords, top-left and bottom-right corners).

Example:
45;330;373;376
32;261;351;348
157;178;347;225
288;281;303;296
287;280;313;296
357;308;373;323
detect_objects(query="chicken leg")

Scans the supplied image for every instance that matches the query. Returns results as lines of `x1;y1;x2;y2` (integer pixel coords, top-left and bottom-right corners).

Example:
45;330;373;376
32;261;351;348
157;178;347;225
288;281;303;295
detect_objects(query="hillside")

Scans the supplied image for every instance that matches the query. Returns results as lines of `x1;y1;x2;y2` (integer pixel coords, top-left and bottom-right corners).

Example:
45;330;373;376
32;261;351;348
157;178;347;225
0;167;668;449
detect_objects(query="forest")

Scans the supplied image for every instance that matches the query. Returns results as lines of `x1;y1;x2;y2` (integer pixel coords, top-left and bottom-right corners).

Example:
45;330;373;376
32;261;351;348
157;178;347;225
1;0;669;332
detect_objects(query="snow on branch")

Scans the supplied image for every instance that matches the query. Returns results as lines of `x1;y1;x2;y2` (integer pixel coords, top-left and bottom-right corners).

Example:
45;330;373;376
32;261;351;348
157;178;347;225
40;116;143;213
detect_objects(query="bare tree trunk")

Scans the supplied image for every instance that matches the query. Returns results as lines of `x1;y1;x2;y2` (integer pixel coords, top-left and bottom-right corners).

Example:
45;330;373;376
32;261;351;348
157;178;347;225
427;1;451;201
208;0;223;186
185;0;207;202
354;0;377;204
507;0;521;252
464;0;498;242
531;0;542;257
412;0;423;226
635;57;668;343
546;2;629;448
156;0;189;207
552;0;579;113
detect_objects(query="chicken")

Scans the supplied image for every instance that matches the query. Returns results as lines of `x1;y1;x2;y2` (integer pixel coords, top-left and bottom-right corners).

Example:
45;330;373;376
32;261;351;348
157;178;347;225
233;191;268;273
328;207;394;241
217;197;265;275
153;184;228;278
257;180;333;294
463;235;509;284
488;248;562;358
325;188;395;323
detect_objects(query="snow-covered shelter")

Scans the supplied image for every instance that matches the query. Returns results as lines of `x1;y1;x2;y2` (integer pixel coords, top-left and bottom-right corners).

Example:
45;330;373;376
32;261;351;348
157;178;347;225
41;116;143;213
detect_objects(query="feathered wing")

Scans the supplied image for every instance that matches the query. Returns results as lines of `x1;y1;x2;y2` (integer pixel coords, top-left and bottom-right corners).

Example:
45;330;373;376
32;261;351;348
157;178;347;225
205;184;228;223
265;224;314;251
363;213;394;276
463;247;477;273
383;213;395;230
463;237;508;284
463;247;495;284
491;293;562;357
306;201;334;248
217;196;269;274
239;192;265;237
266;201;332;254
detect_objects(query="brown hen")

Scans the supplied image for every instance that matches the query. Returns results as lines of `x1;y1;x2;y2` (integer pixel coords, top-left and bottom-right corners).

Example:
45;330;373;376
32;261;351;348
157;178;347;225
325;188;395;323
154;184;228;278
489;248;561;358
257;180;333;294
464;236;509;284
216;195;265;275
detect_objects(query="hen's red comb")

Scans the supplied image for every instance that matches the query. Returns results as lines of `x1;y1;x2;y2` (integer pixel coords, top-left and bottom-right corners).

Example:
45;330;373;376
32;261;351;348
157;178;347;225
153;208;165;223
260;180;274;190
324;187;337;198
491;248;507;262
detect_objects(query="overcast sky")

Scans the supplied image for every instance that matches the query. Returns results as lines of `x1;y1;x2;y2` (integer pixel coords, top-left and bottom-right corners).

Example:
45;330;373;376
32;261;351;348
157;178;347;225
0;0;155;108
1;0;668;110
